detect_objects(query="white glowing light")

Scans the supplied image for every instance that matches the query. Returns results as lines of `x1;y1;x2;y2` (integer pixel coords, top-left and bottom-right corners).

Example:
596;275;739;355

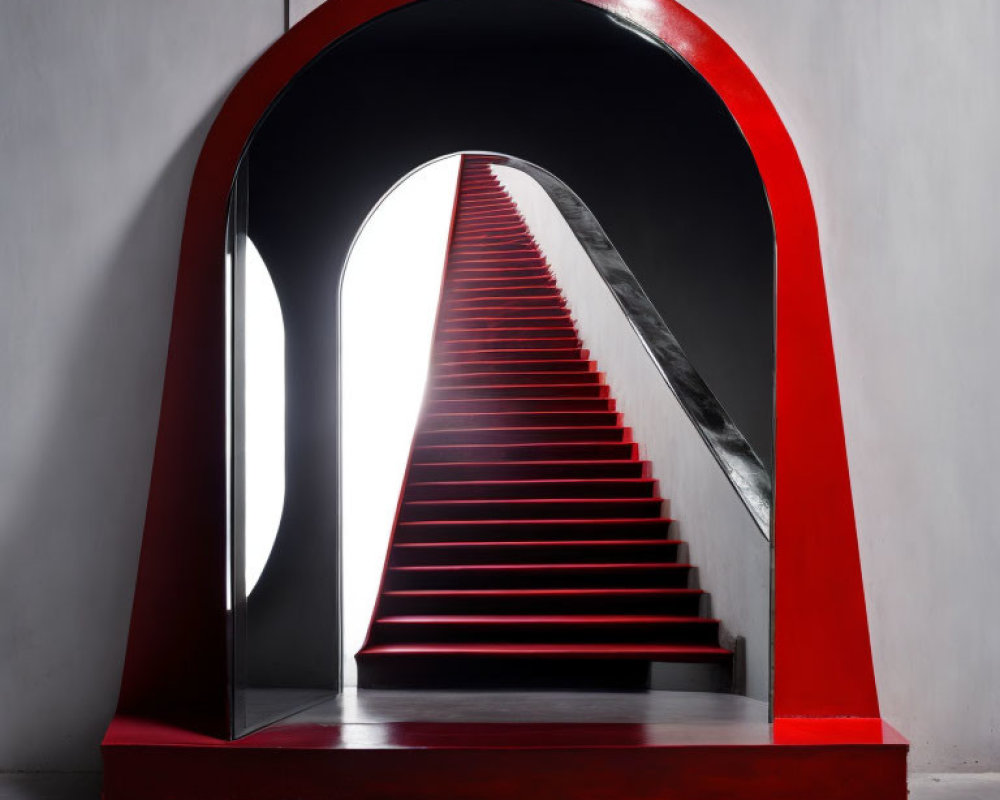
340;154;462;686
244;237;286;595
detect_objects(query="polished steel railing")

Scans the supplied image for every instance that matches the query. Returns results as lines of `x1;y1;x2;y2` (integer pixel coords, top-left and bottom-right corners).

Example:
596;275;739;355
484;153;773;537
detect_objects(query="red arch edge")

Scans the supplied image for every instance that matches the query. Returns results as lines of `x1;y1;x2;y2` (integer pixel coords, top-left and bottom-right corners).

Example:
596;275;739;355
115;0;880;736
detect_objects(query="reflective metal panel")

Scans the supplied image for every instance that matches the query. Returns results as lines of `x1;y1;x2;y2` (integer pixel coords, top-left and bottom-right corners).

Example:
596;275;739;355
486;154;773;537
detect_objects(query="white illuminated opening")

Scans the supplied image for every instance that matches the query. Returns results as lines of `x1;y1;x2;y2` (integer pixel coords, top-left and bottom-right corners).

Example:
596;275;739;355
341;154;462;686
244;237;286;595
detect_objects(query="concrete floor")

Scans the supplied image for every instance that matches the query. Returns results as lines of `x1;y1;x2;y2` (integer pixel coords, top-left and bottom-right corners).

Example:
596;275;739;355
2;771;1000;798
908;774;1000;799
307;687;768;724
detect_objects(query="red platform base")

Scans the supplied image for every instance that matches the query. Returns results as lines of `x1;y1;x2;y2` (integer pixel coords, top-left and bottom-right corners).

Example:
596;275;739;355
103;713;906;800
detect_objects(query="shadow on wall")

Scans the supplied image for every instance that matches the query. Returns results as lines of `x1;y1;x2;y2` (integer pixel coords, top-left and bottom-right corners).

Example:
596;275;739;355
0;107;220;772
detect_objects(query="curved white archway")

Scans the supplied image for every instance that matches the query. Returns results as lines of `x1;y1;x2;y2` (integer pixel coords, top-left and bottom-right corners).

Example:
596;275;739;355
340;154;462;685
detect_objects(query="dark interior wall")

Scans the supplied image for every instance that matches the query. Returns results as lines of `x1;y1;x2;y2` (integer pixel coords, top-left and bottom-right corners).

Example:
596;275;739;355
243;0;774;686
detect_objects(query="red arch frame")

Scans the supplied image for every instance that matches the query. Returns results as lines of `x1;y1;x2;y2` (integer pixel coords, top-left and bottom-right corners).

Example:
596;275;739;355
115;0;880;736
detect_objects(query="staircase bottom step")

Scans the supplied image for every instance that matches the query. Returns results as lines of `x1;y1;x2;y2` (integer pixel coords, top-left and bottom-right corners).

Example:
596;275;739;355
356;652;652;690
356;644;732;690
103;713;909;800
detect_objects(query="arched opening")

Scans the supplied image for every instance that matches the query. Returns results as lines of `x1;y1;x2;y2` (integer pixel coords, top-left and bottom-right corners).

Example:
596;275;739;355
340;154;463;687
332;147;774;694
225;0;776;732
110;6;887;784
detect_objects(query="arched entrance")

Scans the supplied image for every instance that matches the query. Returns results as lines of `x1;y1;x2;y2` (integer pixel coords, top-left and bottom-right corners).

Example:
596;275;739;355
105;2;902;798
224;0;780;732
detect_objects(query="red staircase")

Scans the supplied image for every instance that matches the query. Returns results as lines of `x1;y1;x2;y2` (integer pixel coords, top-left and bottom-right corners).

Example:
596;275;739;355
356;156;732;689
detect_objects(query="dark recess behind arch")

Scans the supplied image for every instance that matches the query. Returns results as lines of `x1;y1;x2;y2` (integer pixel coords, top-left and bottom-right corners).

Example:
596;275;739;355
243;0;773;687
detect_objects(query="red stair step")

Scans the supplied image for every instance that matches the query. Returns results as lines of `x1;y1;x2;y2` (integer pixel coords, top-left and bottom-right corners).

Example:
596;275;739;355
429;385;610;401
411;440;636;462
435;349;586;364
425;396;612;413
390;539;681;566
386;562;693;590
435;360;590;375
445;297;564;308
415;426;627;446
369;615;721;645
422;410;617;429
434;371;600;388
406;459;645;482
404;476;654;500
393;517;672;543
358;643;731;662
398;496;663;522
378;587;704;616
445;307;567;320
437;334;580;349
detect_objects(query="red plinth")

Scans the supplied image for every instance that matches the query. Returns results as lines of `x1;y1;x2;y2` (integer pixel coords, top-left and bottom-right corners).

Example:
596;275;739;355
103;713;906;800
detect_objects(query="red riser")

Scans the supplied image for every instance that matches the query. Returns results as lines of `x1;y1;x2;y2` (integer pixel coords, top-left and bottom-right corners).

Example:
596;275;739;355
385;562;693;590
434;362;592;377
445;289;560;301
421;411;616;428
411;441;635;462
378;587;704;616
436;338;582;352
369;616;721;646
415;426;627;445
405;460;645;481
423;398;613;413
403;476;651;499
444;305;567;317
390;540;682;566
432;348;588;363
398;497;662;522
443;301;568;313
429;386;611;401
450;258;541;266
434;371;600;388
393;518;673;543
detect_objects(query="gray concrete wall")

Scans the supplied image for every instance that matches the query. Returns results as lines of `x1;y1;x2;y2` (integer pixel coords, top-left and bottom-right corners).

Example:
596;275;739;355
680;0;1000;772
289;0;325;25
0;0;283;770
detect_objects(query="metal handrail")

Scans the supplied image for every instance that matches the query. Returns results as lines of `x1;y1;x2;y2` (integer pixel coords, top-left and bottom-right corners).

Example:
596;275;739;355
482;153;773;538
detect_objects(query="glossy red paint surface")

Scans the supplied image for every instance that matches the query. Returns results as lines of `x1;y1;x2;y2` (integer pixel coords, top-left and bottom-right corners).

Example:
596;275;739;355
111;0;886;757
586;0;882;720
102;715;906;800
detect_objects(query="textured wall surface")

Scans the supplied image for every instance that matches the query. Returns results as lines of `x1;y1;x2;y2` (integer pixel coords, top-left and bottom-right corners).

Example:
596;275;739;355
0;0;282;770
680;0;1000;771
288;0;325;25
